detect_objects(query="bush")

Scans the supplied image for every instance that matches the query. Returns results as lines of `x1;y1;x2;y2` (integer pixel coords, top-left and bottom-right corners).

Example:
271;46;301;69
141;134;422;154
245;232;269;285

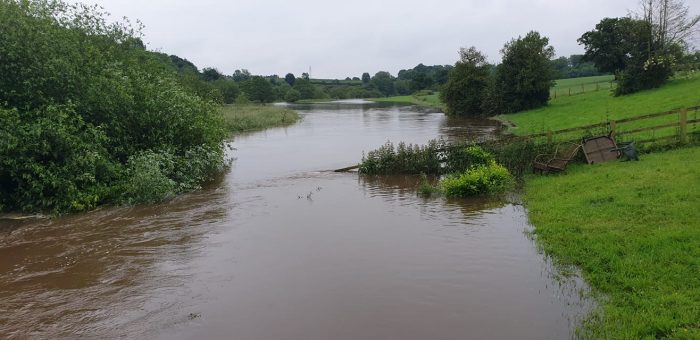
444;145;495;173
284;88;302;103
0;0;226;213
359;140;444;175
441;161;514;197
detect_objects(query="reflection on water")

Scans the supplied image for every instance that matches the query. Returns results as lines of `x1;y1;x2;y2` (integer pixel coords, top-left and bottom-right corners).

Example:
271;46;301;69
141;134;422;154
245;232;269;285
0;102;590;339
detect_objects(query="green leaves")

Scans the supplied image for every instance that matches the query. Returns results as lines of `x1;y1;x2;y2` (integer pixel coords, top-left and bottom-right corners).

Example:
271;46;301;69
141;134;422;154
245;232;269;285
0;0;226;213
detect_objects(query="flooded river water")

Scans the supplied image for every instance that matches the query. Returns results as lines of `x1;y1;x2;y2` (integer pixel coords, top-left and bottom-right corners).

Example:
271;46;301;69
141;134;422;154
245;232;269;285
0;101;589;339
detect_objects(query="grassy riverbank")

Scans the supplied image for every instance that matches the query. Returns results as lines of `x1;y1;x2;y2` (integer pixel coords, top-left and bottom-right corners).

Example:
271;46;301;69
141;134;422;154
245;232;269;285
221;104;300;134
371;92;445;111
525;146;700;338
497;74;700;136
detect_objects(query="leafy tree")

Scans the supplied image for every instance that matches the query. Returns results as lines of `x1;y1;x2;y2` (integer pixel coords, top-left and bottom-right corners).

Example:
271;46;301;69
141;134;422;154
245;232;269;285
352;77;360;81
284;73;296;86
213;79;240;104
361;72;371;84
0;0;226;212
232;69;251;82
495;31;555;113
201;67;224;81
284;88;301;102
371;71;395;96
241;76;275;103
293;78;316;99
301;72;310;80
440;47;492;116
579;18;649;75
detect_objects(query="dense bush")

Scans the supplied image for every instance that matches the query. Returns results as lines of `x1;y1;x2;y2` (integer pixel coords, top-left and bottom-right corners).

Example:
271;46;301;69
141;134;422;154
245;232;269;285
0;0;226;213
359;140;444;175
441;161;514;197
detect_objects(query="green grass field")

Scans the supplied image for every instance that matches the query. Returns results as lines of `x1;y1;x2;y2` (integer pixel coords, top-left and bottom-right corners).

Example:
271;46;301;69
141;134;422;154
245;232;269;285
221;104;300;134
525;146;700;339
498;75;700;141
553;75;614;89
371;92;445;110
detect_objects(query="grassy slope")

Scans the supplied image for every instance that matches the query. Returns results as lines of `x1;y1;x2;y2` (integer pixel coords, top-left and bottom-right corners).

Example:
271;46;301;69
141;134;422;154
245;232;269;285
221;104;300;134
525;147;700;338
498;75;700;136
553;75;614;89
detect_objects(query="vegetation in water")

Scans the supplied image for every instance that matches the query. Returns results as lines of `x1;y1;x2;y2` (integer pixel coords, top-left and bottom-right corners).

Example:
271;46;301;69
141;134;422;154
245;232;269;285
221;104;300;134
441;162;513;197
525;146;700;338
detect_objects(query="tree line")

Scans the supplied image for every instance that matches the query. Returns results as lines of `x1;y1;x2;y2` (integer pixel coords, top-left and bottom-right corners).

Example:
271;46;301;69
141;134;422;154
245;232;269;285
441;0;699;116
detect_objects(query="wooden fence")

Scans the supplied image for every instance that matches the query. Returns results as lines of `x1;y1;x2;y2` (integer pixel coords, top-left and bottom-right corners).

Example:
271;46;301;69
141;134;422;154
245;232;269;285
511;106;700;146
551;80;615;98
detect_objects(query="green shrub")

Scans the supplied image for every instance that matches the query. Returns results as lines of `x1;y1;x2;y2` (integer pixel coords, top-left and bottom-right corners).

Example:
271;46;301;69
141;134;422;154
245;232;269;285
441;161;514;197
0;0;226;213
359;140;444;175
121;151;177;204
444;145;495;173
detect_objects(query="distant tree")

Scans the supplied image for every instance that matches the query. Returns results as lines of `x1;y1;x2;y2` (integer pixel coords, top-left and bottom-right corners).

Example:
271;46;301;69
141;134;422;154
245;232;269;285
496;31;555;113
213;80;239;104
284;88;301;102
371;71;395;96
361;72;371;84
241;76;274;103
579;18;648;75
293;78;316;99
352;77;360;81
440;47;492;116
301;72;310;80
201;67;224;81
284;73;296;86
344;77;352;81
638;0;700;53
394;79;411;95
232;69;251;82
168;54;199;74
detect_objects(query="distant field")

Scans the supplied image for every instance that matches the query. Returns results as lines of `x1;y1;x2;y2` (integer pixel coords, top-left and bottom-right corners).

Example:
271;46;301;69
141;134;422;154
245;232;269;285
553;75;614;89
498;74;700;141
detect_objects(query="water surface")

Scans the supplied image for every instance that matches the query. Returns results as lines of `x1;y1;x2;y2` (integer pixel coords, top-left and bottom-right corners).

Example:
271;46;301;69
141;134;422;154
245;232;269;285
0;101;589;339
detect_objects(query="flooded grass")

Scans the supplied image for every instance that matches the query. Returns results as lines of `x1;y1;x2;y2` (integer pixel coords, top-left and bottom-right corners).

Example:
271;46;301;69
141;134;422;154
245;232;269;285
371;92;445;111
524;146;700;338
221;104;300;134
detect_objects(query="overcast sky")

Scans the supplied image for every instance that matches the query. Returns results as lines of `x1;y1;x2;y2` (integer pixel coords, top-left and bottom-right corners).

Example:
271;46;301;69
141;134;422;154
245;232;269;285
85;0;700;79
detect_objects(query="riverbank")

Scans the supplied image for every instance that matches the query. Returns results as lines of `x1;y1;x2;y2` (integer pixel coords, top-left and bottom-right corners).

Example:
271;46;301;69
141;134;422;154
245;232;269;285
370;92;445;111
524;146;700;338
221;104;300;134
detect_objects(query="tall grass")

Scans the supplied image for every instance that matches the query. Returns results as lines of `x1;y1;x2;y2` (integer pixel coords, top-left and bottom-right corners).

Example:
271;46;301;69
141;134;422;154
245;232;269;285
221;104;300;134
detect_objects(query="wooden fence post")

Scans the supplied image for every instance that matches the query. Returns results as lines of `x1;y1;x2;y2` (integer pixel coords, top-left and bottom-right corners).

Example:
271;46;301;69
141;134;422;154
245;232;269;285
610;120;617;138
568;88;571;96
680;108;688;144
547;130;553;144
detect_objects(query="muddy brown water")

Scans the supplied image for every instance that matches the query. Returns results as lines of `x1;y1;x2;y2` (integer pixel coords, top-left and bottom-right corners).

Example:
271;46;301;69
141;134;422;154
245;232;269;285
0;100;590;339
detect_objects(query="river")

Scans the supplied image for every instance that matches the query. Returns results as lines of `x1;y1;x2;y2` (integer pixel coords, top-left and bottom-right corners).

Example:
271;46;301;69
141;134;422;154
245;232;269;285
0;100;590;339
